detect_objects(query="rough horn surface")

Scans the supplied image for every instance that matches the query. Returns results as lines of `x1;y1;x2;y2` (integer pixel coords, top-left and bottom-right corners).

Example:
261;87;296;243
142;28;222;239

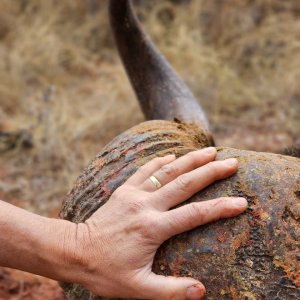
60;120;300;300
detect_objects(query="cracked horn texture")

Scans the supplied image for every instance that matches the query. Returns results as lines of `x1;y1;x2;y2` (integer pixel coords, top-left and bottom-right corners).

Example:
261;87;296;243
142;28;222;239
60;120;300;300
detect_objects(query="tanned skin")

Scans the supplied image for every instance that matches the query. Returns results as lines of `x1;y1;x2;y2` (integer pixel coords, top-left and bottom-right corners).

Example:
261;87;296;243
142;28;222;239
0;147;247;300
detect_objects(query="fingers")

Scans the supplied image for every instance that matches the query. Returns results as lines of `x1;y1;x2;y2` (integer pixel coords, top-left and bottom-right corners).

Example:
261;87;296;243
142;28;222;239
141;147;217;192
126;154;176;185
161;197;248;239
141;272;205;300
153;158;239;210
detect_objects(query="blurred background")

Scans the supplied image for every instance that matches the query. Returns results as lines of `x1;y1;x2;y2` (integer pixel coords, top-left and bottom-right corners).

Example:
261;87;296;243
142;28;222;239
0;0;299;299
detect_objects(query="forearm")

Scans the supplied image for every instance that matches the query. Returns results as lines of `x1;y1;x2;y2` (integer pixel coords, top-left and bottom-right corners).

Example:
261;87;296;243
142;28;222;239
0;200;81;283
0;149;248;299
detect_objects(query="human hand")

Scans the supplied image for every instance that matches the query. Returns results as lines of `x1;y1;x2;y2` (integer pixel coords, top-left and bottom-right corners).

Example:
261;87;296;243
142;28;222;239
69;147;248;299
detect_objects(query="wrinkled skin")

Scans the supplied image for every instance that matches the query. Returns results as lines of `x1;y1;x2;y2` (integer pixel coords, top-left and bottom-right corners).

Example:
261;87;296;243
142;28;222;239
60;1;299;299
60;121;300;300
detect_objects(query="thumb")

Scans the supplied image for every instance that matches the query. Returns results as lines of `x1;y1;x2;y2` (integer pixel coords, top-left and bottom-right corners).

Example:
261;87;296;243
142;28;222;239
141;273;206;300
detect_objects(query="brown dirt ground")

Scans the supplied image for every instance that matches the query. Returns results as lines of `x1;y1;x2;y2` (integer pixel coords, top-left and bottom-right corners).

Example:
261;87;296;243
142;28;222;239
0;0;299;299
0;267;64;300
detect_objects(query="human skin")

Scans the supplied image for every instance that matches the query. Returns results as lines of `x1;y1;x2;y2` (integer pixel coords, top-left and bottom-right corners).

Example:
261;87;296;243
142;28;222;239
0;147;248;300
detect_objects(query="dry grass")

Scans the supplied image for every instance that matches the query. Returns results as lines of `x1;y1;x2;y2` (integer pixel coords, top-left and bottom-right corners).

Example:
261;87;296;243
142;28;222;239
0;0;299;215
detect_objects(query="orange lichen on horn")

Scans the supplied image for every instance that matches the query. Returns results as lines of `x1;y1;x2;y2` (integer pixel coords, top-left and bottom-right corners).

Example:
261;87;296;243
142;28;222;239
61;123;300;299
60;1;300;299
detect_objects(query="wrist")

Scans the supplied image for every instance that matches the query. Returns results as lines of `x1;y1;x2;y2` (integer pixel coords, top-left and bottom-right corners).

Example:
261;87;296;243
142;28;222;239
0;201;89;285
42;218;88;284
62;219;111;294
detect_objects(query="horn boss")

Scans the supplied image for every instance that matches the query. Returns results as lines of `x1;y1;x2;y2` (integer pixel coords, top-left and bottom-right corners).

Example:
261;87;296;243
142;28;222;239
60;121;299;300
60;1;300;299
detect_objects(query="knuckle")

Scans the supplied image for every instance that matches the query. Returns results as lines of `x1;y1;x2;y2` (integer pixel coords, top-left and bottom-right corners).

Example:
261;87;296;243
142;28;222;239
138;156;165;174
177;203;201;229
214;197;227;206
153;156;165;166
186;152;198;165
189;202;202;218
112;186;126;199
187;203;206;225
186;151;197;160
160;164;177;177
205;161;220;177
139;157;164;174
125;199;144;214
137;165;149;177
213;197;230;210
175;174;192;192
189;152;202;169
206;161;217;171
140;214;161;240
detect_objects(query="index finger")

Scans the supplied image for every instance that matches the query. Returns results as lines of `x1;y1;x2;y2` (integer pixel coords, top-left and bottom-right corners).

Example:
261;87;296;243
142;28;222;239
126;155;176;185
153;158;238;210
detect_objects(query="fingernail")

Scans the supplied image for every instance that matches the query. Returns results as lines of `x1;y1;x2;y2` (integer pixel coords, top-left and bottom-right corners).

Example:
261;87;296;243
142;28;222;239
202;147;216;154
231;197;248;208
225;158;238;167
186;284;205;300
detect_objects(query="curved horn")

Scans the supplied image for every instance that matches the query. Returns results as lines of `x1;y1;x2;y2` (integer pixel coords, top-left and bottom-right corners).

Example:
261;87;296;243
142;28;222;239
109;0;210;132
